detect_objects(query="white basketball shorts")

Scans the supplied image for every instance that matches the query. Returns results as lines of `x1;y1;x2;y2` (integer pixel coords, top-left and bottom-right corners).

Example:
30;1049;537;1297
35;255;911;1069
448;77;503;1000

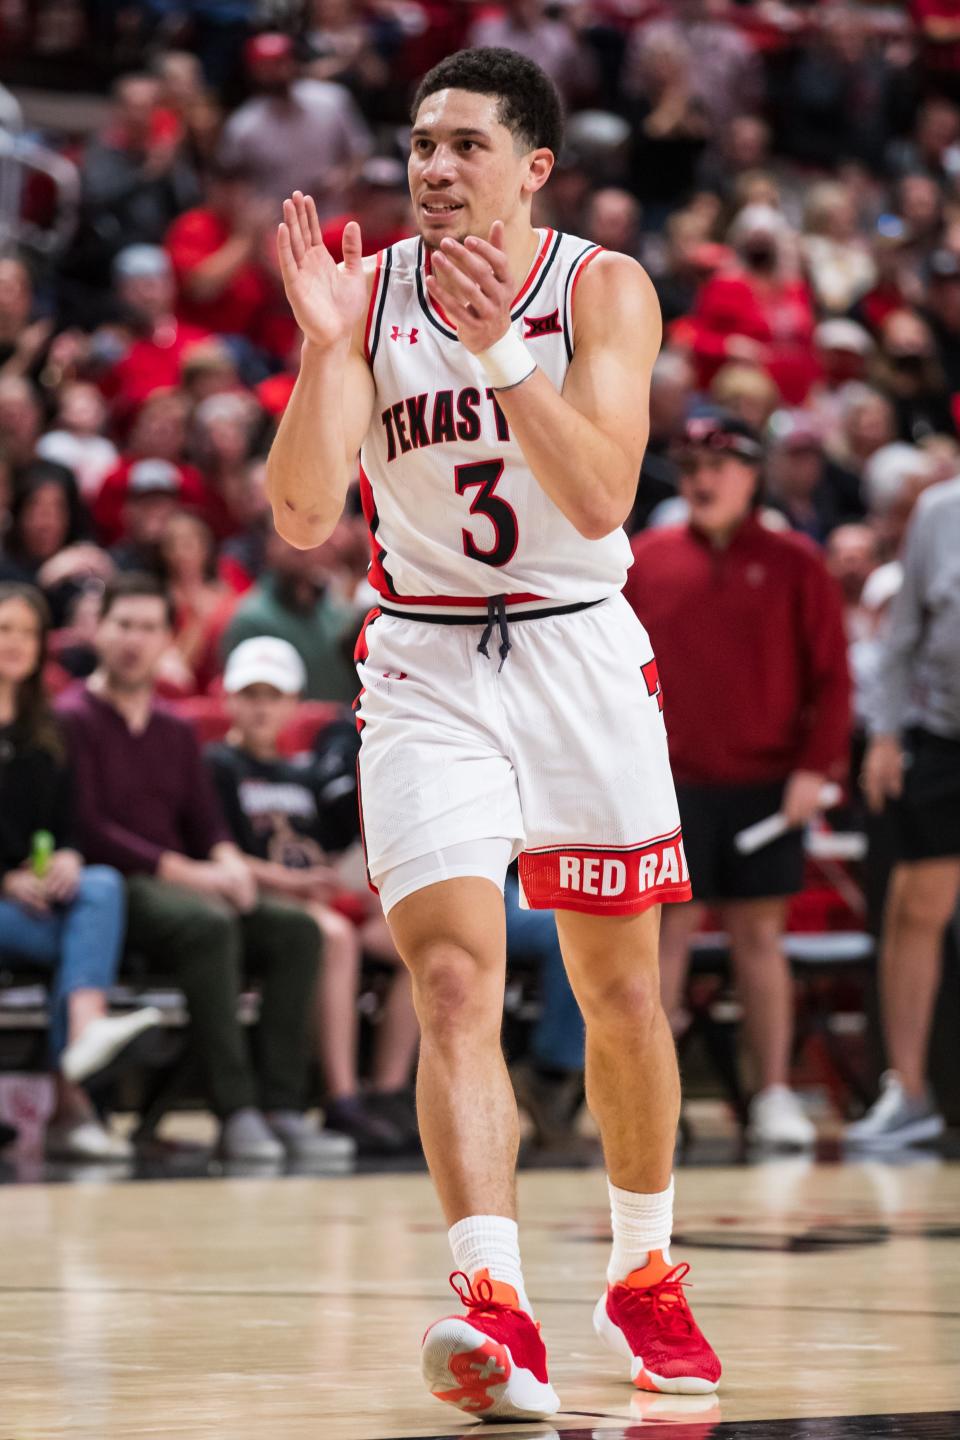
353;593;693;917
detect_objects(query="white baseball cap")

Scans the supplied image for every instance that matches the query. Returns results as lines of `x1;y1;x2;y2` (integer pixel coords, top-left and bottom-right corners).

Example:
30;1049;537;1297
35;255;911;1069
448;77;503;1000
223;637;306;695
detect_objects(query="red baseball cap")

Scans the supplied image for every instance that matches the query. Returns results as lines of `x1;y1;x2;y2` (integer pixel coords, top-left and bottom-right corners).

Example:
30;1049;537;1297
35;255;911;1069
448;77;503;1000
245;32;293;67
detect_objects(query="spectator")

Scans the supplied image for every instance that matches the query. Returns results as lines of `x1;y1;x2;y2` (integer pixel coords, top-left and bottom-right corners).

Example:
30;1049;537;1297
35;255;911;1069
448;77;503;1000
0;582;158;1161
2;461;91;587
93;395;210;547
0;375;42;468
468;3;585;105
57;573;349;1163
872;308;955;443
221;530;362;703
852;476;960;1147
625;0;762;129
189;392;265;538
802;182;877;316
81;73;200;267
108;461;187;576
319;157;413;263
100;245;211;423
828;383;898;485
163;160;279;356
0;257;51;382
584;188;642;260
218;32;372;215
625;413;851;1148
36;384;119;502
622;28;710;221
765;410;864;541
157;510;234;693
688;204;818;404
808;319;876;446
924;247;960;393
207;637;420;1153
709;363;780;436
826;522;882;729
218;459;272;595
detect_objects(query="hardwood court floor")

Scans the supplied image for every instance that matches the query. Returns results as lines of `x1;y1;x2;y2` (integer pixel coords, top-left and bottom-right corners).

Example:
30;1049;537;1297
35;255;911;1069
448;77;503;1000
2;1158;959;1439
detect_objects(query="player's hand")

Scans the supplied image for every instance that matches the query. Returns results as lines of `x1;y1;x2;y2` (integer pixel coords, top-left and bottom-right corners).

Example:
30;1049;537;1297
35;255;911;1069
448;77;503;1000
782;769;827;829
426;221;515;354
277;191;367;352
861;735;904;814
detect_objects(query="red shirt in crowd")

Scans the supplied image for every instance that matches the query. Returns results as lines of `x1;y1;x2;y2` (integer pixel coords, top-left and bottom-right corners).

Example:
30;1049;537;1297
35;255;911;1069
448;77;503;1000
100;320;211;421
624;515;851;787
93;457;213;546
165;206;270;338
681;269;819;404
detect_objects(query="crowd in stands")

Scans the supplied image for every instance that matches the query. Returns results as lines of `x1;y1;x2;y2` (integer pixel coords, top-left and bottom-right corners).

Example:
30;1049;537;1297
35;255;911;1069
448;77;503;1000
1;0;960;1161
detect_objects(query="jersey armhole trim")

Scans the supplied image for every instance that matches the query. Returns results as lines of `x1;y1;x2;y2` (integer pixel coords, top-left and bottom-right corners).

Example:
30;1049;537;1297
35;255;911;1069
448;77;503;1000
364;248;392;364
562;244;604;362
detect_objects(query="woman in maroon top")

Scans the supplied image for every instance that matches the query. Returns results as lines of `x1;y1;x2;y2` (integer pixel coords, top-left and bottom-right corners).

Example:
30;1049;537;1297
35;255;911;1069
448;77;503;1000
625;413;851;1149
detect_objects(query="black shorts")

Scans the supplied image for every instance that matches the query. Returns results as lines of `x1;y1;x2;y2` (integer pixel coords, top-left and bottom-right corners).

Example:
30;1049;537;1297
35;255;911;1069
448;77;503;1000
676;780;806;904
889;727;960;863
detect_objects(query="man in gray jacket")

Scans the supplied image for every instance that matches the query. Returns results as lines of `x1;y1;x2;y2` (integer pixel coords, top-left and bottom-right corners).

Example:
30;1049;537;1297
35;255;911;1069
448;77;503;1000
850;475;960;1146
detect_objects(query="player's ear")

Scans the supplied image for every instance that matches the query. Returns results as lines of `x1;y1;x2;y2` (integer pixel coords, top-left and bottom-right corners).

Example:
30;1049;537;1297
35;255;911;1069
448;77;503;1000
524;148;555;196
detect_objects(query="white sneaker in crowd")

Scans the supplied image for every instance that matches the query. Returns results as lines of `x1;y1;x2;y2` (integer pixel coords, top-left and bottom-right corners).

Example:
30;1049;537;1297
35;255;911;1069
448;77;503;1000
266;1110;356;1163
217;1107;285;1162
746;1084;816;1149
61;1007;162;1085
45;1118;134;1162
844;1072;945;1149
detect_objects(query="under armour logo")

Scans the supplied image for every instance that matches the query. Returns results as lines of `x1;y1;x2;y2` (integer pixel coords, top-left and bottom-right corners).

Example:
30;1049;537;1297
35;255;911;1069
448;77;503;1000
523;309;561;339
390;326;419;344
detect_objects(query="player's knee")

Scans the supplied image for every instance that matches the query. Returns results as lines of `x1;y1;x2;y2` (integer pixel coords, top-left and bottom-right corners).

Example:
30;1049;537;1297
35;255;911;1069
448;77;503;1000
410;944;493;1035
579;970;661;1036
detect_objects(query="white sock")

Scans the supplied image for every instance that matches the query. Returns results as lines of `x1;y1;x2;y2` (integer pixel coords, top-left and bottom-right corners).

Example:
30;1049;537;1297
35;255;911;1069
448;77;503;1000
448;1214;532;1315
607;1176;674;1284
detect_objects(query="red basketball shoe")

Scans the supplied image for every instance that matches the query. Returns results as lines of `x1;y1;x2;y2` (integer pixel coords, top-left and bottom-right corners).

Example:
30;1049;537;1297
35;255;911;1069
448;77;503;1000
421;1270;560;1421
593;1251;721;1394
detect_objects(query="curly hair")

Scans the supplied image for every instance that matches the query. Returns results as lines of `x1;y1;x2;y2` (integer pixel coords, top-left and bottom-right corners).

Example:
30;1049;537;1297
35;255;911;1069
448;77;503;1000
411;47;564;156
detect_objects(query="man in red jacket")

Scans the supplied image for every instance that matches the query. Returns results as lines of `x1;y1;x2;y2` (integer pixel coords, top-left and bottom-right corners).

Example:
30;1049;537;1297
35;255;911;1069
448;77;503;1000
624;413;851;1148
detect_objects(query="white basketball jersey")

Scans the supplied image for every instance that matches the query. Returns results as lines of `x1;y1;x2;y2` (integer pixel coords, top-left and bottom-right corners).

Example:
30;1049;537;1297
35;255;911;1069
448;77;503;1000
357;229;633;614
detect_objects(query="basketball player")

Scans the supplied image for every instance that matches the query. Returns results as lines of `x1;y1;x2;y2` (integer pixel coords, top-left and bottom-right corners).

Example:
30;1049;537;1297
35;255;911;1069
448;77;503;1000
268;47;720;1421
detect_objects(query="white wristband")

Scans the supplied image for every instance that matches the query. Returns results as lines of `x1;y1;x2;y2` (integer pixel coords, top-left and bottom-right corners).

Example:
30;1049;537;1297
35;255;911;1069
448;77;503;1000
477;327;536;391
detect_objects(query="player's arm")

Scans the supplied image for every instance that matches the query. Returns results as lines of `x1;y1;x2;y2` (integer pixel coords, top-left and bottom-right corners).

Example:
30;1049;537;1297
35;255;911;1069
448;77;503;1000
266;193;376;550
429;232;660;539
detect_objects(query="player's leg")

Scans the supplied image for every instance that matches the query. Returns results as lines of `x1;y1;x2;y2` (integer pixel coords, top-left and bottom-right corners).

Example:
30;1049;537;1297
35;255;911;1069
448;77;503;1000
387;874;517;1227
388;870;560;1420
556;905;720;1395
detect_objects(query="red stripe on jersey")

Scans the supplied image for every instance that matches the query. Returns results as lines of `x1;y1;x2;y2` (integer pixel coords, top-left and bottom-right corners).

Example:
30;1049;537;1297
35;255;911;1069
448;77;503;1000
518;833;692;917
358;462;392;595
512;228;554;308
363;250;385;362
570;245;603;311
376;591;546;608
423;228;554;327
354;606;382;664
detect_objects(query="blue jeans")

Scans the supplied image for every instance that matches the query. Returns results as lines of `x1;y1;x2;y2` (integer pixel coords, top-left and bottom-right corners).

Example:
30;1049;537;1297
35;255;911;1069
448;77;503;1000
0;867;126;1062
504;874;585;1073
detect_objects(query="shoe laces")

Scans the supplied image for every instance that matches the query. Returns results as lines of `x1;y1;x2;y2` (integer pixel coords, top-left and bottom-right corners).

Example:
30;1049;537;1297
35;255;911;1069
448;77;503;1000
448;1271;539;1330
870;1072;906;1123
617;1263;696;1338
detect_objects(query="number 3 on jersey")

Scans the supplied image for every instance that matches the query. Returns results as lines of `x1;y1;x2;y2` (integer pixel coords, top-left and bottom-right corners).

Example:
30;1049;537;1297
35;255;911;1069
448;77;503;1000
454;460;519;568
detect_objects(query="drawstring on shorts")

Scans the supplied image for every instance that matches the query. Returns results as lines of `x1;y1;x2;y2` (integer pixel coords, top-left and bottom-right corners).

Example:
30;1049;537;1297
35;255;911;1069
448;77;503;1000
477;595;512;671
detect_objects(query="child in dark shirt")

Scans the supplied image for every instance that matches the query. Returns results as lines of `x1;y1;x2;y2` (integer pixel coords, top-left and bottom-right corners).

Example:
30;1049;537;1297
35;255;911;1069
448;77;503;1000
206;636;420;1153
